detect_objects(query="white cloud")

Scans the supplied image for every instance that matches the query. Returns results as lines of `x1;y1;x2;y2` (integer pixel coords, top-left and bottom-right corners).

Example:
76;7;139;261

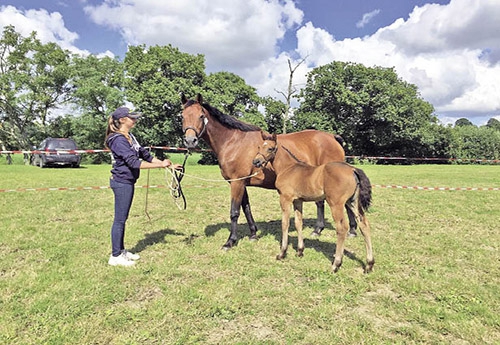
2;0;500;125
356;9;380;28
84;0;303;71
291;0;500;124
0;5;89;56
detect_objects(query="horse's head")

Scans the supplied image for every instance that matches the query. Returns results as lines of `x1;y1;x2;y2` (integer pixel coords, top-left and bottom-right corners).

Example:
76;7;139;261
181;93;208;149
253;131;278;168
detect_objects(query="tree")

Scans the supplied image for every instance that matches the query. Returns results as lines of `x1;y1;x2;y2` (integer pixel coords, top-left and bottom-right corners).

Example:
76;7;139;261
68;55;125;162
262;96;288;134
295;61;442;157
486;118;500;131
0;26;72;149
203;71;265;128
449;125;500;161
455;118;475;127
274;57;307;134
124;44;206;151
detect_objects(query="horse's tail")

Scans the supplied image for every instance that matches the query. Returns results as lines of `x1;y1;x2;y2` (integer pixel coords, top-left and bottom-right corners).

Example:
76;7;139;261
353;167;372;215
334;134;345;147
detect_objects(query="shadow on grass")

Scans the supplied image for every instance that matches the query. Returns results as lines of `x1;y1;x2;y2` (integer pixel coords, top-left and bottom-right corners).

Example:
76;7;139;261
130;228;184;254
204;218;366;270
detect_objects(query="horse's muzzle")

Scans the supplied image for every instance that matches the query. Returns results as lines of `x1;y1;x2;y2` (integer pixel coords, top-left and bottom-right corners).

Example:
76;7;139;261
252;158;264;168
184;136;198;149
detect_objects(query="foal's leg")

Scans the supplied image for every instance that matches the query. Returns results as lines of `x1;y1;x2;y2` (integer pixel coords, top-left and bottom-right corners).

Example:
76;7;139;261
277;197;291;260
329;202;349;273
293;200;305;257
357;214;374;273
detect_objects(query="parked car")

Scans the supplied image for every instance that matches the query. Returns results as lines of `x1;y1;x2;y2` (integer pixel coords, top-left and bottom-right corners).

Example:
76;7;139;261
32;138;81;168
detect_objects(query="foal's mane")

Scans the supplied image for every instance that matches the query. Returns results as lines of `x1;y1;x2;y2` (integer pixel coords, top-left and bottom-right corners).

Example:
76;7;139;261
281;145;308;165
201;102;261;132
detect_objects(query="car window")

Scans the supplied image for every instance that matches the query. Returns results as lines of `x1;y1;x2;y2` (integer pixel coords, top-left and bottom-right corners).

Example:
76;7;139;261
46;139;77;150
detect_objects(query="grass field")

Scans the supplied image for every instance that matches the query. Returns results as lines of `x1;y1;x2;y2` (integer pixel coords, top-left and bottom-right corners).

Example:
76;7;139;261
0;155;499;344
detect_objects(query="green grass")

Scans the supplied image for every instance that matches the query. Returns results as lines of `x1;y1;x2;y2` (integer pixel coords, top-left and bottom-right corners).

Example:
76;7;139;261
0;157;499;344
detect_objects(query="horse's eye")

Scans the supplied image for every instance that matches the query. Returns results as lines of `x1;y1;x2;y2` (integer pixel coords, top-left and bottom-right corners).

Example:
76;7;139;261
268;148;274;153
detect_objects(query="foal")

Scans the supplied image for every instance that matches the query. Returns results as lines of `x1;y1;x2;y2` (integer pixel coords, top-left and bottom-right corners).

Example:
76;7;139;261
253;132;375;273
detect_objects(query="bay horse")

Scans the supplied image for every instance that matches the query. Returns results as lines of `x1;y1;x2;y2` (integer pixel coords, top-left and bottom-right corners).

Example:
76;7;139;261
181;93;351;249
253;132;374;273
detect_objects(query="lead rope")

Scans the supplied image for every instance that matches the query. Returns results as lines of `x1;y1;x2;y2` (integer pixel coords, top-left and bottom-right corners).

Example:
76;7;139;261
144;151;189;220
145;166;152;221
166;152;189;210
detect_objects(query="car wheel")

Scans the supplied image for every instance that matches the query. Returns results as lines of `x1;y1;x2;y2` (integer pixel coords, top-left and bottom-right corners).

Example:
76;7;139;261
39;158;44;168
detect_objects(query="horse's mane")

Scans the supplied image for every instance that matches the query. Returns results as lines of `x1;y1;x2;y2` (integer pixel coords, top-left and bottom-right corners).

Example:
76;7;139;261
202;103;261;132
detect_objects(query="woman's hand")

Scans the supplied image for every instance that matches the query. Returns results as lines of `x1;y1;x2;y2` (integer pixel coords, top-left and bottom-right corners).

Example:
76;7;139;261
161;159;183;170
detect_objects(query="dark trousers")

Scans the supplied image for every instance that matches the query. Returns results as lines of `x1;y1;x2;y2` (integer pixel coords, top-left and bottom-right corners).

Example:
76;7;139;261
110;179;135;257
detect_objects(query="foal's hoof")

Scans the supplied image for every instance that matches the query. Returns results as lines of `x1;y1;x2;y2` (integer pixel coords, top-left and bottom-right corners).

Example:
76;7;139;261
311;229;322;237
332;260;342;273
364;260;375;273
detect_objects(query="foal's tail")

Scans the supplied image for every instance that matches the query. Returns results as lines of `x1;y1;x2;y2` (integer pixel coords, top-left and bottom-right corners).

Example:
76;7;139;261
353;168;372;215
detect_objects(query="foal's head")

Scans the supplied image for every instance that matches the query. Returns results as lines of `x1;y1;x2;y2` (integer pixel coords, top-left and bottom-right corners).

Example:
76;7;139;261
252;131;278;168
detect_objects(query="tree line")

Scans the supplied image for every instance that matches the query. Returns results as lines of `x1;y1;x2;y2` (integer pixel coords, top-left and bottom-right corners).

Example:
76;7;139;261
1;26;499;164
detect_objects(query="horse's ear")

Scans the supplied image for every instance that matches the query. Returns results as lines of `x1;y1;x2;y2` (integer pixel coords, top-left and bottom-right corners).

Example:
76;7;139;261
181;93;188;105
195;93;203;104
272;133;277;142
261;130;270;140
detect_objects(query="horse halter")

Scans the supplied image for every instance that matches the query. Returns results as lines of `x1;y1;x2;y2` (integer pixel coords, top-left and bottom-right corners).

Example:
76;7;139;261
254;143;278;167
183;105;208;140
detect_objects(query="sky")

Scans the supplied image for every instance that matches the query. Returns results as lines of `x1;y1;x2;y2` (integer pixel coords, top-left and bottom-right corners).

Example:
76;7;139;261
1;0;500;126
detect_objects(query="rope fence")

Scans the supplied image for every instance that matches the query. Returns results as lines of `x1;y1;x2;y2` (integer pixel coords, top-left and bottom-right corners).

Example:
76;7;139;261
1;183;498;193
2;147;499;164
1;145;498;193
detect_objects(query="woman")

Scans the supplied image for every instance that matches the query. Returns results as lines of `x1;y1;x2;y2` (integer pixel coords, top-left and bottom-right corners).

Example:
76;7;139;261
105;106;181;267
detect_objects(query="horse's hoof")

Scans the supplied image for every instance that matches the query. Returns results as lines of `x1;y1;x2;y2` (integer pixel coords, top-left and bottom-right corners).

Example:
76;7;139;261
296;249;304;257
249;235;259;242
276;254;285;260
221;242;236;251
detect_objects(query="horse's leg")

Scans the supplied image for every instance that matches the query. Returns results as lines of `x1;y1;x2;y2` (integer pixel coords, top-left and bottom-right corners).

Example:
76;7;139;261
312;202;357;237
329;202;349;273
277;197;291;260
311;200;325;237
223;182;246;249
293;200;305;257
357;214;374;273
346;206;358;237
241;187;258;241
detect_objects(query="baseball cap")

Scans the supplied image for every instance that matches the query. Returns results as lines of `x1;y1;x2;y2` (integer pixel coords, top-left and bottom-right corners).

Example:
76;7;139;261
111;107;142;120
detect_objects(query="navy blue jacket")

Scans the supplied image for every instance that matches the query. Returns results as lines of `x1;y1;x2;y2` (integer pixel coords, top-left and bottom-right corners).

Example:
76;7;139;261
106;133;153;184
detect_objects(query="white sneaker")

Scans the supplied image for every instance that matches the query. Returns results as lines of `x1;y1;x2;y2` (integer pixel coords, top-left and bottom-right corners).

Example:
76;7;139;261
123;250;140;261
108;253;135;267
